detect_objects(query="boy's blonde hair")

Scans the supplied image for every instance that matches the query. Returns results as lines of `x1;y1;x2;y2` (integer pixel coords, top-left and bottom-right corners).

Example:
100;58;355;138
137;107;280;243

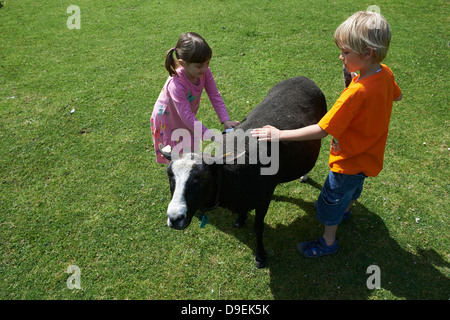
334;11;391;63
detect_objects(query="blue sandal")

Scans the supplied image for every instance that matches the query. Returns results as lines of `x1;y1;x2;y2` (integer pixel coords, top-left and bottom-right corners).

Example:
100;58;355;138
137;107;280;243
297;237;338;258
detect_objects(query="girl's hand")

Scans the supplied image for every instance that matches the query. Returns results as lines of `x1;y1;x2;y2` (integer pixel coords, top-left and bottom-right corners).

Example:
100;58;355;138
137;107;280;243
223;120;240;129
250;125;280;141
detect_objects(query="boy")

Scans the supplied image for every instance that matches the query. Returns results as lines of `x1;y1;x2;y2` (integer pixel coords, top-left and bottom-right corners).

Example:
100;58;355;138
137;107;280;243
251;11;402;258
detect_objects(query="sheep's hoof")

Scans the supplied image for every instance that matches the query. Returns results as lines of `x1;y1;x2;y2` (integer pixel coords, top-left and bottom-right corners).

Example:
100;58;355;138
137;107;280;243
255;258;266;269
255;254;267;269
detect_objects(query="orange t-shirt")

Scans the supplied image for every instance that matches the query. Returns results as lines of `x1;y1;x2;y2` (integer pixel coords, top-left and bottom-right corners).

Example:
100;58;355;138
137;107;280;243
318;64;401;177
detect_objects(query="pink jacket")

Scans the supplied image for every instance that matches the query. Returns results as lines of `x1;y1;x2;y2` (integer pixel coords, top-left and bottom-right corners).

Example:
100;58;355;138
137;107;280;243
151;66;230;141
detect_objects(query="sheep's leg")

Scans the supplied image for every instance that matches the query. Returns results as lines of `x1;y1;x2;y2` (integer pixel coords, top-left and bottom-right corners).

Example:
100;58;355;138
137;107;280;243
254;201;271;269
234;211;248;228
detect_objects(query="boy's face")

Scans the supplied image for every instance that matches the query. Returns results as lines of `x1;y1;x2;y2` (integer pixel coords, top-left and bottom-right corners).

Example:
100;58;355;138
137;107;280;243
339;49;365;73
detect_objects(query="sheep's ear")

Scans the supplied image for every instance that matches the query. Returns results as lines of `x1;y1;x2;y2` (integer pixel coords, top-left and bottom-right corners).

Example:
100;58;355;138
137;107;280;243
158;144;172;161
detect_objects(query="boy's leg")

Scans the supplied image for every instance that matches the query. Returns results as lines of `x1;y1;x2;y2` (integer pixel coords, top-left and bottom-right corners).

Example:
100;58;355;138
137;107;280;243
323;224;338;246
314;199;355;219
315;171;352;227
345;200;356;213
345;199;356;212
298;171;366;258
343;175;366;219
343;199;356;220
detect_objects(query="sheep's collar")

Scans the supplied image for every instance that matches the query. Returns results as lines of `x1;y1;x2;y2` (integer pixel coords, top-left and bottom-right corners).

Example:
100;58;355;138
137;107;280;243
199;213;209;228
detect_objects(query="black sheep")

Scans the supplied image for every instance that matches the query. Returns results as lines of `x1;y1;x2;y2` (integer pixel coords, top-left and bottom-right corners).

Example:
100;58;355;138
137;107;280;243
160;76;327;268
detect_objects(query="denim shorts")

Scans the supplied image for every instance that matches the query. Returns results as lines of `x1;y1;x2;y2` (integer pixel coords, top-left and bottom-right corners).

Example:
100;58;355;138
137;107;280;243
316;171;366;226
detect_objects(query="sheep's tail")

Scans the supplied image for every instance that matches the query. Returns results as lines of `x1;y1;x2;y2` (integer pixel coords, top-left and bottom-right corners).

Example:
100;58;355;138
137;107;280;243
343;66;352;88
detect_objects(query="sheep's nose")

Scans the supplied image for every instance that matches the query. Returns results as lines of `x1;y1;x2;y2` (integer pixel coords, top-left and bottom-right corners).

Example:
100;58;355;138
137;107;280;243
167;200;187;229
167;212;184;225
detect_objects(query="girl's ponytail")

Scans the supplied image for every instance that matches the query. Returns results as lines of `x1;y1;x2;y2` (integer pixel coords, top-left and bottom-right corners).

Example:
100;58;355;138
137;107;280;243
164;33;212;77
165;47;178;77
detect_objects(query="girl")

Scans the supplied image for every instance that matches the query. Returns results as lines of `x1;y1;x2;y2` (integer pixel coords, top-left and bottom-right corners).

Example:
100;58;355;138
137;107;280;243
151;32;239;164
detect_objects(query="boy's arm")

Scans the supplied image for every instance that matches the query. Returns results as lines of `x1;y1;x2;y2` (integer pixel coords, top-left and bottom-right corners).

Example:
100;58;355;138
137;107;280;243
251;124;328;142
394;93;402;101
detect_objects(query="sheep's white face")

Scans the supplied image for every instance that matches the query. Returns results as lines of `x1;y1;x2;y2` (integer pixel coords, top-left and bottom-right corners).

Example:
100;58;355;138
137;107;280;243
166;154;213;230
166;157;194;229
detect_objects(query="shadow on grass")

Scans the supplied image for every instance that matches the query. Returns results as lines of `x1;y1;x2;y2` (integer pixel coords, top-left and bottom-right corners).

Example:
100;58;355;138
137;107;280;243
206;178;450;300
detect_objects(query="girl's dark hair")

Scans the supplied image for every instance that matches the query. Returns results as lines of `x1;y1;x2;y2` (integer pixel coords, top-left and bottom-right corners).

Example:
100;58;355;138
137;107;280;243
165;32;212;77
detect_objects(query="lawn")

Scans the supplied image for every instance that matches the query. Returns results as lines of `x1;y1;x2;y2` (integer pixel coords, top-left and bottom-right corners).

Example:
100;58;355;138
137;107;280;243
0;0;448;300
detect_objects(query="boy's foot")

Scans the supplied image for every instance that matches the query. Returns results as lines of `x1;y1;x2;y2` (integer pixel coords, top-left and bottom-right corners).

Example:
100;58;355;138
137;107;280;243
297;237;338;258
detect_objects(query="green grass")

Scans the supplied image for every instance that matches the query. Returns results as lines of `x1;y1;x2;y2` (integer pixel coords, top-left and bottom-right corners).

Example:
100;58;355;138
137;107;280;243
0;0;448;300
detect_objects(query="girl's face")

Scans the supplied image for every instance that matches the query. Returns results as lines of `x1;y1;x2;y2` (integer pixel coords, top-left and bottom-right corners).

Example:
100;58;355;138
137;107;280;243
339;49;365;73
180;60;210;84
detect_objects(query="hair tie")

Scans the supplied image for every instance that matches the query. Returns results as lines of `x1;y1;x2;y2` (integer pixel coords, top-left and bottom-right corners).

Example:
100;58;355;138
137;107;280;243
172;47;177;52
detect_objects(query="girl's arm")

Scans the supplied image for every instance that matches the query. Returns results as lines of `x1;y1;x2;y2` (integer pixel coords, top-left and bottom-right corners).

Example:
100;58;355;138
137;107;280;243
203;68;233;125
251;124;328;142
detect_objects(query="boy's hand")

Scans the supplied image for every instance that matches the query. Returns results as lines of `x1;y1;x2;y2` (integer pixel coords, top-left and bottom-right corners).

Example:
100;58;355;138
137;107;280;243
251;125;280;141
